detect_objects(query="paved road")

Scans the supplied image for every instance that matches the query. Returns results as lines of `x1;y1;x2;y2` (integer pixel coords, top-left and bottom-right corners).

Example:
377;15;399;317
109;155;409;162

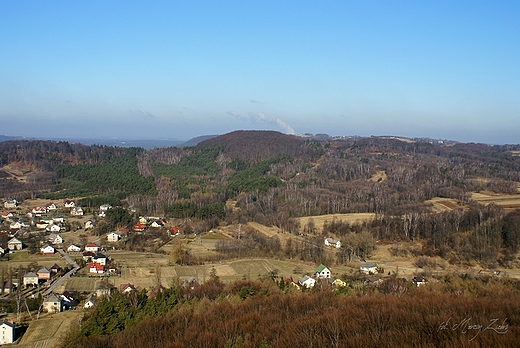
42;249;80;296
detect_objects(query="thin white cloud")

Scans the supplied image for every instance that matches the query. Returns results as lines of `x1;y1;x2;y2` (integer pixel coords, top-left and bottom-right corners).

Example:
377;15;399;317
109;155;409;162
249;111;295;134
249;99;261;104
227;110;241;118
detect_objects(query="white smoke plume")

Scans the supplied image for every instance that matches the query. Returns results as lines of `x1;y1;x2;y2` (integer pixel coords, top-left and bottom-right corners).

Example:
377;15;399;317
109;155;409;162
249;111;295;134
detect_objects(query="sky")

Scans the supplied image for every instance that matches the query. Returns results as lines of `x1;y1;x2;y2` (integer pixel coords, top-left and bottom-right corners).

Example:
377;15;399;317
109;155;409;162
1;1;519;144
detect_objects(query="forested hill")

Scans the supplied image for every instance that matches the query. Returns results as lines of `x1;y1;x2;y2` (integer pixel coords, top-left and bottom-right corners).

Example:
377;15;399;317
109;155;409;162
2;131;520;221
197;130;311;163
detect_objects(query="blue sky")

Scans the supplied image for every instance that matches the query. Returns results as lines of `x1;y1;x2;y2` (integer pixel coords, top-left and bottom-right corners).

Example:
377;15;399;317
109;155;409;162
1;1;519;144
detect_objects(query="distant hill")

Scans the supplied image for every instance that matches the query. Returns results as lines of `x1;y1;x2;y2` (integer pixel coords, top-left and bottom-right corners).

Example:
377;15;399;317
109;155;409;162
198;130;308;162
180;135;219;147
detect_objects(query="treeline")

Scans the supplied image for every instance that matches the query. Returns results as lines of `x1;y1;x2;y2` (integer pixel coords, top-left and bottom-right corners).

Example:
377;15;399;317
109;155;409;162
65;275;520;348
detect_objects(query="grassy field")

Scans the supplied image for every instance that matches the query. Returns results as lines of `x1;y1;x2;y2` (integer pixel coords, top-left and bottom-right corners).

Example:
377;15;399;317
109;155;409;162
16;311;81;348
297;213;376;232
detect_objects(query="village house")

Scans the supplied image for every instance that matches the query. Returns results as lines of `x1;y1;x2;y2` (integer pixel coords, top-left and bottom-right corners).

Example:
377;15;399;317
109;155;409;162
412;275;426;286
168;226;182;236
84;295;95;309
133;223;146;232
84;243;100;253
3;199;17;209
67;244;82;252
96;283;114;297
53;216;65;224
40;244;55;255
120;283;136;293
7;237;23;251
0;320;15;344
49;233;63;244
1;211;14;220
83;251;95;261
43;294;63;313
107;232;120;242
32;206;47;215
92;253;108;266
37;267;52;281
85;220;94;229
9;221;28;230
88;262;105;274
360;262;378;275
45;203;57;211
324;237;341;248
46;224;61;233
151;220;164;228
60;291;78;309
23;272;39;287
64;199;75;208
315;264;332;278
70;206;84;216
298;275;316;288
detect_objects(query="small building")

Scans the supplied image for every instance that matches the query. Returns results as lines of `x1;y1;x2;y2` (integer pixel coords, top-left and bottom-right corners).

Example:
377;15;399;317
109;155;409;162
133;223;146;232
84;243;99;253
45;203;58;211
298;275;316;288
40;244;55;255
107;232;120;242
70;207;84;216
23;272;39;287
120;283;136;293
3;199;18;209
0;320;15;344
37;267;52;280
315;264;331;279
64;200;75;208
88;262;105;274
92;253;108;266
85;220;94;229
43;294;63;313
7;237;23;251
67;244;82;252
84;295;95;309
360;262;378;275
412;275;426;286
32;206;47;215
324;237;341;248
49;233;63;245
46;224;61;233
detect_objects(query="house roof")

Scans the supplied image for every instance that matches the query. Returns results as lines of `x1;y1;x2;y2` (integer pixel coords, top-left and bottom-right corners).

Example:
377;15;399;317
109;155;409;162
37;267;51;274
1;320;14;328
360;262;377;269
24;272;38;278
315;264;328;273
44;294;62;303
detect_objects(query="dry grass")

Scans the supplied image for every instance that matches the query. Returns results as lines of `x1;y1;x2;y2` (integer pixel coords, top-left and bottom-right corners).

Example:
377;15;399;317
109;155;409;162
425;197;463;212
368;170;387;182
17;310;81;348
471;192;520;210
297;213;376;232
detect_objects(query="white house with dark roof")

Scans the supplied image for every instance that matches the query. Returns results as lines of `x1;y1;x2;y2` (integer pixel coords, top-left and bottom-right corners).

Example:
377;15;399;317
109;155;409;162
43;294;63;313
0;320;14;344
298;275;316;288
324;237;341;248
360;262;378;275
23;272;38;286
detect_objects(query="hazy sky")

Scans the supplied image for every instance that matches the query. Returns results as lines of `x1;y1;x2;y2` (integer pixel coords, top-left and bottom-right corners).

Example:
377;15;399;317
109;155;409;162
1;1;519;144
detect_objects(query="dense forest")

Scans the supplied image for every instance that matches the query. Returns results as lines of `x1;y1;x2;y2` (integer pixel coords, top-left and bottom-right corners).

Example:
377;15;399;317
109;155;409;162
2;132;520;267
